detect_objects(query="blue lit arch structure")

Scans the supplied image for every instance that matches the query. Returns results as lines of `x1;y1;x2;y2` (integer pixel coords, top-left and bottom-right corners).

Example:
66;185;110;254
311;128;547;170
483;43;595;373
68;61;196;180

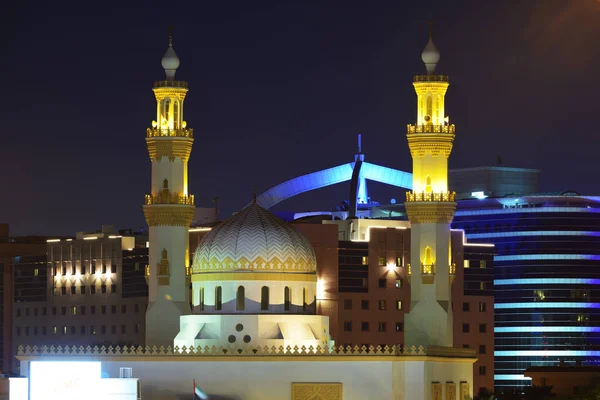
255;161;413;210
255;134;412;212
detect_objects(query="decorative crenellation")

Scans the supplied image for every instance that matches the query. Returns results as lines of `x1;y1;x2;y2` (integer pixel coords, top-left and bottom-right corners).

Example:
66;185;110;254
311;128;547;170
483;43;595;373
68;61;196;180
413;75;448;82
17;344;476;358
406;191;456;202
153;80;188;89
158;248;170;276
407;124;455;134
194;255;316;273
146;137;193;162
292;383;342;400
405;202;456;224
143;204;195;227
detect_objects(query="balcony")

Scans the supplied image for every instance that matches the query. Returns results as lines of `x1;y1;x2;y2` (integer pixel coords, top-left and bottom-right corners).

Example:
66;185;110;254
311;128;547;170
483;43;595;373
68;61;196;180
153;80;188;89
146;128;194;138
406;191;456;202
413;75;448;83
145;191;195;206
407;124;455;134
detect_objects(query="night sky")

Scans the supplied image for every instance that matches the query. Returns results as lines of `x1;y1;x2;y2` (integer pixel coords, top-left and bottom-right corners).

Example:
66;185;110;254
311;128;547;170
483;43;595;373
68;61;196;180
2;0;600;236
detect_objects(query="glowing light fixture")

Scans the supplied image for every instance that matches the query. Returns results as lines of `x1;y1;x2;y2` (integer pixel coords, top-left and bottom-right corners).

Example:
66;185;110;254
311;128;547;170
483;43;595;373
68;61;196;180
108;235;122;239
189;227;212;232
386;263;397;272
471;191;487;199
46;239;61;243
83;237;98;241
316;279;325;300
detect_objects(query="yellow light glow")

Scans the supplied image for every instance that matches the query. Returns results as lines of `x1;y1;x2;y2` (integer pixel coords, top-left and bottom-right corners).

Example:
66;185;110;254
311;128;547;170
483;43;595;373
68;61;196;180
66;239;73;242
46;239;61;243
316;279;326;300
189;227;212;232
83;237;98;241
108;235;122;239
386;263;397;272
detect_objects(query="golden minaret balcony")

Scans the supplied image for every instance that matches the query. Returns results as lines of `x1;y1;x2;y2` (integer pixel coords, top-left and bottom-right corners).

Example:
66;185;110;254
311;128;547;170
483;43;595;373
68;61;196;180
406;191;456;202
145;188;195;206
406;124;455;134
146;128;194;138
153;80;189;89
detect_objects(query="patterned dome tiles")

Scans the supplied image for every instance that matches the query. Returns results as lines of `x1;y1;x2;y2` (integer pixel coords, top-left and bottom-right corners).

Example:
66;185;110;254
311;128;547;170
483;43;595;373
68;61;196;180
193;203;316;273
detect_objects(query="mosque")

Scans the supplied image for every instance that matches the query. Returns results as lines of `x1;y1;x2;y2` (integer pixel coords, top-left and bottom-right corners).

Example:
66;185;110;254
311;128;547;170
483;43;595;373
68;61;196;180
15;31;477;400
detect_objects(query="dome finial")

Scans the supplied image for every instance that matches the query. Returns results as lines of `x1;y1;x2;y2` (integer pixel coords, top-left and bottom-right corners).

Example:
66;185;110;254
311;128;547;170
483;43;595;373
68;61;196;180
161;25;180;80
421;22;440;74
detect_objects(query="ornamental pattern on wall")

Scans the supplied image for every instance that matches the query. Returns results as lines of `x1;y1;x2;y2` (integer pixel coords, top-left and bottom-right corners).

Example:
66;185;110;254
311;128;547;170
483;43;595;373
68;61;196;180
292;383;342;400
193;203;317;273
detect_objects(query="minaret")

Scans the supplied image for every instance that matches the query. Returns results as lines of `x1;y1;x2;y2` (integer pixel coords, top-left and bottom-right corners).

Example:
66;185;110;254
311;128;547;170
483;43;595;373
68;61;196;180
404;27;456;347
143;32;195;346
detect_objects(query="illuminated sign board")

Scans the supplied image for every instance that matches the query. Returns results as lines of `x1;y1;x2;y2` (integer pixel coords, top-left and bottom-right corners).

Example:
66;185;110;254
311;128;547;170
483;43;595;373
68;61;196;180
30;361;101;400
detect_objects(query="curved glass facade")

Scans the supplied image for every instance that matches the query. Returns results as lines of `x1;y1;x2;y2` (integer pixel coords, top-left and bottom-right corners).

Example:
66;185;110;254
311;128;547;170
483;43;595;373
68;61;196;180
452;195;600;392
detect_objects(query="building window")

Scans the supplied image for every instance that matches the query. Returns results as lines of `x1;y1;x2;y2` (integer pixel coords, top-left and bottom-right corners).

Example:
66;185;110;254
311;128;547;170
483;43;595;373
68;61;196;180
70;326;75;335
378;322;386;332
378;279;386;288
462;302;470;312
261;286;270;310
361;256;368;265
215;286;222;310
463;344;469;349
90;285;96;294
134;304;140;313
101;284;107;294
81;306;86;315
479;345;486;354
479;302;486;312
101;325;106;335
101;305;106;314
111;325;117;334
91;326;96;335
33;327;38;336
16;327;20;337
396;257;402;266
62;326;67;335
284;286;291;311
61;287;66;295
343;299;352;310
344;321;352;332
42;307;47;316
396;301;403;310
52;326;57;335
361;300;369;310
91;306;96;315
81;326;85;335
91;262;96;275
479;324;486;333
33;308;38;317
25;327;30;336
378;257;385;266
33;268;39;276
111;284;117;294
479;366;486;376
121;325;126;334
61;307;66;316
52;307;56;316
479;282;485;290
462;323;470;333
121;305;126;314
81;263;86;275
379;300;386;310
81;285;86;294
236;286;245;311
361;322;369;332
102;264;107;274
395;322;403;332
480;260;487;269
25;308;29;317
16;309;21;318
111;305;117;314
71;306;77;315
464;260;470;269
395;279;402;288
135;324;140;334
42;326;47;336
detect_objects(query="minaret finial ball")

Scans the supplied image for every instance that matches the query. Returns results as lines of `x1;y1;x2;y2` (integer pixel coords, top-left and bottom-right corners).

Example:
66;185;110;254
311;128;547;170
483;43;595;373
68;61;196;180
161;27;180;80
421;22;440;74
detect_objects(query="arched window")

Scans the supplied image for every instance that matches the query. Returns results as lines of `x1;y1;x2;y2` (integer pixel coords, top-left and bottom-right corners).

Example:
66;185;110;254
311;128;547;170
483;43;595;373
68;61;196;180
173;100;179;129
284;287;291;311
215;286;222;311
425;175;432;193
161;97;171;127
236;286;245;311
302;287;307;311
261;286;269;310
199;287;204;311
426;95;432;123
163;179;169;190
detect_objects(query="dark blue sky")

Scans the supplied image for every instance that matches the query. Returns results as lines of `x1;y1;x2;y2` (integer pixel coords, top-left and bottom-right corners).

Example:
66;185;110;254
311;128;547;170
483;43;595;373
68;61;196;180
2;0;600;236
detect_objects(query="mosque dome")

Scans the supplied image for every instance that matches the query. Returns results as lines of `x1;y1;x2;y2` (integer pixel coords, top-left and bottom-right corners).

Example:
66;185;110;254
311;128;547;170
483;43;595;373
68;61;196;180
192;203;317;273
421;37;440;74
161;45;180;80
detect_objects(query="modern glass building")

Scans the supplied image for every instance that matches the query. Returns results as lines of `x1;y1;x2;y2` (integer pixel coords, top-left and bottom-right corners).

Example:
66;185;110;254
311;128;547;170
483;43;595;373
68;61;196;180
451;193;600;392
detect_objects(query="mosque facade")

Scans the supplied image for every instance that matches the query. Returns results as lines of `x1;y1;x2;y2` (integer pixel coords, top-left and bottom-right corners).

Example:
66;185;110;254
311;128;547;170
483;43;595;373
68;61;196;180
15;32;477;400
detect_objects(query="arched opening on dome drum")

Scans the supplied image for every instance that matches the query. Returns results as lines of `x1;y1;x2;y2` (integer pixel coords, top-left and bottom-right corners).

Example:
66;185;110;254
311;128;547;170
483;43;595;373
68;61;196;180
261;286;269;311
284;286;291;311
215;286;222;311
236;286;245;311
302;287;307;311
199;287;204;311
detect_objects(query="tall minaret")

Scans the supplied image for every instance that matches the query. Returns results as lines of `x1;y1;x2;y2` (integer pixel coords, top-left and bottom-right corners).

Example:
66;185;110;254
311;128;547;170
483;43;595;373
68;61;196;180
404;27;456;347
143;32;195;346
